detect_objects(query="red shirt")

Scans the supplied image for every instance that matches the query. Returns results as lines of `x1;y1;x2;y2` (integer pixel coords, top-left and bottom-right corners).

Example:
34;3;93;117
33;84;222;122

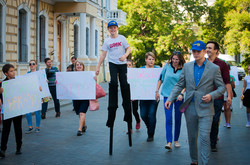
213;57;230;100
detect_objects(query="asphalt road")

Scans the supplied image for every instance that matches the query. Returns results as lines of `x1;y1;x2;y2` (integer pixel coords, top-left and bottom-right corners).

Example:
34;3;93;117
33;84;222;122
0;81;249;165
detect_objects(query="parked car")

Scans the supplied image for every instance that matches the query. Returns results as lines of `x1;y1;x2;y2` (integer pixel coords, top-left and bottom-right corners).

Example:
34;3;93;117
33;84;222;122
218;54;246;80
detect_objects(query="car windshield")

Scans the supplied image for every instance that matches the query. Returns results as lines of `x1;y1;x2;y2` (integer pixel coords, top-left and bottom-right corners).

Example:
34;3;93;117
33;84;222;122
227;61;240;67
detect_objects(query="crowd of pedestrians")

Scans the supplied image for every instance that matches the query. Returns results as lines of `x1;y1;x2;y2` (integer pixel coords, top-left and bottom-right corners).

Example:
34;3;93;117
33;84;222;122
0;20;249;165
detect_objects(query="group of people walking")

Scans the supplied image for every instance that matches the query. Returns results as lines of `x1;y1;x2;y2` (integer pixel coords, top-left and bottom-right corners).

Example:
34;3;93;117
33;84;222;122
0;20;249;165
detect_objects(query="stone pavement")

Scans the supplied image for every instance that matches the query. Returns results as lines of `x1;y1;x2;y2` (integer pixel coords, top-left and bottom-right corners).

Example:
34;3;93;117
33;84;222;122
0;81;249;165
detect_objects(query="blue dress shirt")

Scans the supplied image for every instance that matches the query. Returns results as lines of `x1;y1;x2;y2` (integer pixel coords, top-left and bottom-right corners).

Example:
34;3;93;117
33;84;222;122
194;59;207;86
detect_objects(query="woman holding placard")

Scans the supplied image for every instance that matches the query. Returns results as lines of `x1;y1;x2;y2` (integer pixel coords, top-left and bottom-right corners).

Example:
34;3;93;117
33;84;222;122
155;51;186;150
73;61;92;136
25;60;42;133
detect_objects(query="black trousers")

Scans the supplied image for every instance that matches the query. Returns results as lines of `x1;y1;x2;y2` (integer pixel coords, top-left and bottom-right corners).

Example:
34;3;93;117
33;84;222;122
210;99;224;147
132;100;140;123
106;62;132;127
1;115;22;151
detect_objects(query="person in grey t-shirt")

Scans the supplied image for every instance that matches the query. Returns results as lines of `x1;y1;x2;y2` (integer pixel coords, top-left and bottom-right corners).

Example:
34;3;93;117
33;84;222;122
96;20;132;129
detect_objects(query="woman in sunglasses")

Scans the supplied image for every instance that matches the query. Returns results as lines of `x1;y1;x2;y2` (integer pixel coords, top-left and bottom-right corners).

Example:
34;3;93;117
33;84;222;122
155;51;186;150
25;60;42;133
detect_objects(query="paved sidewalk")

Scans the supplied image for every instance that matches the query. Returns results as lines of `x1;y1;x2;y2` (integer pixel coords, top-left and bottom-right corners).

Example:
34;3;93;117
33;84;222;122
0;81;249;165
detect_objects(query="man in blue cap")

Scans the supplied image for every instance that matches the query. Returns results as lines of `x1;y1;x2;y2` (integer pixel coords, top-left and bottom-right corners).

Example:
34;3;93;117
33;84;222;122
96;20;132;129
165;40;225;165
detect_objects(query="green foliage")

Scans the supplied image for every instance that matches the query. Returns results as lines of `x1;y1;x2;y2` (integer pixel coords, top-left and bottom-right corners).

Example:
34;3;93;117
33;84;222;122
241;54;250;74
118;0;207;66
199;0;250;57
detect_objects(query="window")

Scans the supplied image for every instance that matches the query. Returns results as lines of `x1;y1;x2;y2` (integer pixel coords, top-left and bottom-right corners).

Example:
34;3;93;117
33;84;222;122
95;30;98;56
18;4;30;63
40;15;46;62
18;9;28;62
0;4;3;62
74;24;79;58
0;0;6;62
86;27;89;56
106;0;110;10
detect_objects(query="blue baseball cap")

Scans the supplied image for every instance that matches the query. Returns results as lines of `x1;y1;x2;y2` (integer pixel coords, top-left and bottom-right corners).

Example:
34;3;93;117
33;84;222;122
107;20;118;28
190;40;206;51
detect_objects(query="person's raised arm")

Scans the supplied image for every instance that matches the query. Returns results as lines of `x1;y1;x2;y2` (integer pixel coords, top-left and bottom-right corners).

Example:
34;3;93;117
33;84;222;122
96;50;107;75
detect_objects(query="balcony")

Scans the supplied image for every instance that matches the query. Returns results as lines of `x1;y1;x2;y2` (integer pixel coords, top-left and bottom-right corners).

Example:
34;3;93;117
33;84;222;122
106;10;127;26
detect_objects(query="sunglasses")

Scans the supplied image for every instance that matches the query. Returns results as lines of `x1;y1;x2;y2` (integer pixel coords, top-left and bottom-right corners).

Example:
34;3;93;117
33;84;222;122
29;63;36;66
173;51;181;55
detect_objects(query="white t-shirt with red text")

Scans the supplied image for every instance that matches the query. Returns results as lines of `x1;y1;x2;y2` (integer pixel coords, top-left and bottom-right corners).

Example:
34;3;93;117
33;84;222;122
102;35;129;65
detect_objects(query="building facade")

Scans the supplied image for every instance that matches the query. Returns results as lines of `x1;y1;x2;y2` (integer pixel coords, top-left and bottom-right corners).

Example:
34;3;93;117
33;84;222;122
0;0;127;82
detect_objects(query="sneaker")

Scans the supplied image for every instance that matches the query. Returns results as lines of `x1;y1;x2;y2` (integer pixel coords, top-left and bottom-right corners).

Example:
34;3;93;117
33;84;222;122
174;141;181;148
55;112;61;118
15;149;22;155
147;135;154;142
77;130;83;136
165;142;172;150
224;123;228;127
82;125;87;132
41;113;46;119
211;146;217;152
35;128;40;133
136;120;141;130
25;127;33;134
227;124;231;128
246;122;250;128
0;150;5;159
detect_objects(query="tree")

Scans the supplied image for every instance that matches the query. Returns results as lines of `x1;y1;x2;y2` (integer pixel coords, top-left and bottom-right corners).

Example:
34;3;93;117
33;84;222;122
224;0;250;56
118;0;208;67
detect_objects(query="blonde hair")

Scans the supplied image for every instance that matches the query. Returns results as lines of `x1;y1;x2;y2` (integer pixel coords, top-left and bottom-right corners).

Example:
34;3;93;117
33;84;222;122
74;60;85;71
29;60;37;65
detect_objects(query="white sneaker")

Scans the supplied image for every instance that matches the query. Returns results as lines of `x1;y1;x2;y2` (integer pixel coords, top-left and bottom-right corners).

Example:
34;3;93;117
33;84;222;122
224;123;227;127
246;122;250;128
227;123;231;128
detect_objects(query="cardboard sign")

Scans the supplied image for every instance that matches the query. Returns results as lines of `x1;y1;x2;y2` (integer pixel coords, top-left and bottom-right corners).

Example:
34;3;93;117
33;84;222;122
2;75;42;120
127;68;162;100
56;71;96;100
21;70;51;98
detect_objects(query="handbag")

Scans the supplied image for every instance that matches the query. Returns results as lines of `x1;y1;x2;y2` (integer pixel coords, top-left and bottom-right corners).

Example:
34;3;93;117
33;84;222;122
96;84;105;99
89;99;99;111
42;96;52;103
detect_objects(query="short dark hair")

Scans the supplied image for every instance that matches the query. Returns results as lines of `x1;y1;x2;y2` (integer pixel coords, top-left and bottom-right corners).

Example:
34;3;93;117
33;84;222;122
207;41;220;50
71;56;77;60
44;58;51;63
2;64;15;74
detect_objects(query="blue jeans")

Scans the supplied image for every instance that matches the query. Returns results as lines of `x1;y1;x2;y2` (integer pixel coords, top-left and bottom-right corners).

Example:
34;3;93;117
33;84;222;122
140;100;159;136
164;97;183;143
26;110;41;128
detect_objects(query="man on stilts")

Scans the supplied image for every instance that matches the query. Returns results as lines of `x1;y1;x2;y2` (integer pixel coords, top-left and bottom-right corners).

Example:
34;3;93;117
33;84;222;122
96;20;132;155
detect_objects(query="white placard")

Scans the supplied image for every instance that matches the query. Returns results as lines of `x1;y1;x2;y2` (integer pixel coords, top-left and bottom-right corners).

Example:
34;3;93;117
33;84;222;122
56;71;96;100
230;66;239;86
2;75;42;120
22;70;51;98
128;68;162;100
